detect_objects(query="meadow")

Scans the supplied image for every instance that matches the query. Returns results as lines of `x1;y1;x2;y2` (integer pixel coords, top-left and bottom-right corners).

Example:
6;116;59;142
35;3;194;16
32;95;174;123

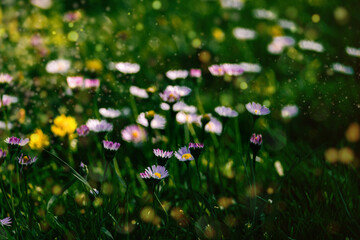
0;0;360;239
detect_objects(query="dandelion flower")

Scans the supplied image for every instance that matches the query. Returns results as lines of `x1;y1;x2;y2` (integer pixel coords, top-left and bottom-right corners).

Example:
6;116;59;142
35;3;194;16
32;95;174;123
51;115;77;137
29;129;50;150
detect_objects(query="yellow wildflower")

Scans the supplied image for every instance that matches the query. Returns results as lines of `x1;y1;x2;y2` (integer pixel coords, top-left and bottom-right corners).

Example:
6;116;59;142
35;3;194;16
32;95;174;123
51;114;77;137
29;129;50;150
85;59;103;72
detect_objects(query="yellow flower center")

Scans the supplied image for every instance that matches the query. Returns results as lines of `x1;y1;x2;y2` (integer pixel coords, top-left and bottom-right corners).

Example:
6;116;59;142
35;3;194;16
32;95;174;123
146;110;155;118
132;131;139;138
154;172;162;178
182;153;192;160
254;109;259;114
146;86;156;93
23;156;29;162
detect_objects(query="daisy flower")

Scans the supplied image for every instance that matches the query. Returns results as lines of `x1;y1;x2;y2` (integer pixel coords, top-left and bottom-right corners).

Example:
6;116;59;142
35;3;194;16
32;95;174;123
190;69;201;78
121;125;147;144
0;95;18;108
0;217;12;227
31;0;52;9
103;140;121;161
222;64;244;76
103;140;121;151
84;79;100;89
86;119;113;133
345;46;360;58
175;146;194;161
137;112;166;129
239;62;262;73
46;59;70;74
208;65;225;76
220;0;243;9
153;149;173;166
99;108;121;118
281;105;299;119
253;9;276;20
0;121;13;130
205;117;223;135
166;70;189;80
140;165;169;179
215;106;238;117
298;40;324;53
0;73;13;84
232;27;256;40
278;19;297;31
189;143;204;160
176;112;201;125
67;76;83;89
268;36;295;54
0;149;6;159
250;133;262;146
173;101;197;113
153;149;173;158
0;149;6;166
18;154;37;166
76;125;90;137
246;102;270;116
331;63;354;75
115;62;140;74
130;86;149;99
4;137;29;146
250;133;262;155
159;85;192;103
160;103;170;111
